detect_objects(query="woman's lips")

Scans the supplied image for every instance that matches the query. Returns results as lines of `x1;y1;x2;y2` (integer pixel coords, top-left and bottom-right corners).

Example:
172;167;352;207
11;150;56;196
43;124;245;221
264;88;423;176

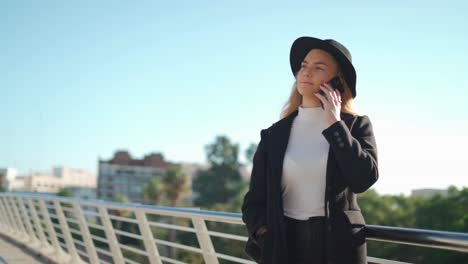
301;82;313;85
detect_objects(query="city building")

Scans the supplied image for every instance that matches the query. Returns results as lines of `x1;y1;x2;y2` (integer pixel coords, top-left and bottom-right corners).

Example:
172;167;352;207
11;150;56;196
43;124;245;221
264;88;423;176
97;151;179;203
29;166;96;193
0;168;19;191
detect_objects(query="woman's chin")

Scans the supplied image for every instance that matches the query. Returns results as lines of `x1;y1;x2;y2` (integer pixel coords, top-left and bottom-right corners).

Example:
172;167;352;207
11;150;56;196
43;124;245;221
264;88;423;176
299;90;318;97
299;86;319;94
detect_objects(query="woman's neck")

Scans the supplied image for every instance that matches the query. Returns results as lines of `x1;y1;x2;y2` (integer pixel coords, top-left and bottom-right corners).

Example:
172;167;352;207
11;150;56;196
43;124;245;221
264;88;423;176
301;95;322;108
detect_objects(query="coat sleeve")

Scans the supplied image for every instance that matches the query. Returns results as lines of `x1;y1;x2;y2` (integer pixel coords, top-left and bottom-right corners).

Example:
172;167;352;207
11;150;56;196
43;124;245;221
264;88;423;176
241;129;268;243
322;115;379;193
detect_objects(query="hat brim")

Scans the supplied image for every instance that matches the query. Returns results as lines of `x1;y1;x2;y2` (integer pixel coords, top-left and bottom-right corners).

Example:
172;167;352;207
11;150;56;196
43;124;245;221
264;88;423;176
290;36;357;98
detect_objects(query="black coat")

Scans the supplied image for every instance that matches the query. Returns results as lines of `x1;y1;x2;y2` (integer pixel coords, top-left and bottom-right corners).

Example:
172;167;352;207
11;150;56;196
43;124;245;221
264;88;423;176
241;110;379;264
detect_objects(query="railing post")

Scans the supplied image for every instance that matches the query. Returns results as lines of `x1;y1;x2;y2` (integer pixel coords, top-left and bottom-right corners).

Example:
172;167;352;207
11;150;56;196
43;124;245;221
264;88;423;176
0;197;15;234
17;196;41;246
191;216;219;264
0;199;6;231
10;196;31;241
6;196;28;240
98;205;125;264
135;210;162;264
73;202;100;264
39;199;66;261
54;200;83;264
27;198;51;249
1;196;17;235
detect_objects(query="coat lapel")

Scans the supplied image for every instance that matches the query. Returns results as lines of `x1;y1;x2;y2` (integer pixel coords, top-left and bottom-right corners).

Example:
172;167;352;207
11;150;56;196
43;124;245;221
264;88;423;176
269;110;298;183
269;110;354;197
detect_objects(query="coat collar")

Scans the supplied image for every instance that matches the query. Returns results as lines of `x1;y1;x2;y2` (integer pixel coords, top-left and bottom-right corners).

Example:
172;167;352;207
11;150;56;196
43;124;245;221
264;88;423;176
268;110;354;146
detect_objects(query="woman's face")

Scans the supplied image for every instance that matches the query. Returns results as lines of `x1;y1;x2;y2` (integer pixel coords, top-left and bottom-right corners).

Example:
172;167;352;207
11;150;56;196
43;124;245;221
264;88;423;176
296;49;339;97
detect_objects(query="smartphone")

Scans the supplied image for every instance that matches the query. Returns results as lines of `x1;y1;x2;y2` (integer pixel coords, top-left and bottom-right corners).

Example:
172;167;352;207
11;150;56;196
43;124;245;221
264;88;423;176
319;76;344;97
318;76;344;109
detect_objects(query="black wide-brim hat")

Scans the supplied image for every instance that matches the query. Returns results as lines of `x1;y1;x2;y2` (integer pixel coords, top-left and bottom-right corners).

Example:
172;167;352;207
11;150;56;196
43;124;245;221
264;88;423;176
290;36;357;98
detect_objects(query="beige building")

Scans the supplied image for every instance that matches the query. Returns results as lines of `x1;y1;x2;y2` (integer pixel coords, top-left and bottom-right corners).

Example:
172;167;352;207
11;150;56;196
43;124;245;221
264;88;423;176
11;166;96;193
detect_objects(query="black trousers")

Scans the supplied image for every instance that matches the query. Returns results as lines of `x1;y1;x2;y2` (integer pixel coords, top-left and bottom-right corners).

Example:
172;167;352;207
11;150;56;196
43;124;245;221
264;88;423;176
284;215;327;264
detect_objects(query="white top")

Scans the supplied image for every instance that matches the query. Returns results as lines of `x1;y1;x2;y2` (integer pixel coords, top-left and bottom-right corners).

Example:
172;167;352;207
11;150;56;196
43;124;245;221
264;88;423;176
281;105;330;220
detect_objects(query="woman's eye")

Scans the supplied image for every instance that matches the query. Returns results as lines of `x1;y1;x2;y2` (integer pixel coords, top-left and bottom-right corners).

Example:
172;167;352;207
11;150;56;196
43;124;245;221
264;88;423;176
316;67;323;71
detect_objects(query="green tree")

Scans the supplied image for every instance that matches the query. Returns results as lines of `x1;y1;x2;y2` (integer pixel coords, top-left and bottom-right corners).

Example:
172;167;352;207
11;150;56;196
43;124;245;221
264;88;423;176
111;195;141;247
179;135;248;263
359;189;422;261
412;186;468;263
245;143;257;166
193;135;244;209
0;171;5;192
193;164;244;208
358;187;468;263
205;135;241;169
57;188;73;197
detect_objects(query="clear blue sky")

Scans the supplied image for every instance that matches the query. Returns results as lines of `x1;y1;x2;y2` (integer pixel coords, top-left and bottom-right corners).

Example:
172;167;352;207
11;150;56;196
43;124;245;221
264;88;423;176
1;1;467;195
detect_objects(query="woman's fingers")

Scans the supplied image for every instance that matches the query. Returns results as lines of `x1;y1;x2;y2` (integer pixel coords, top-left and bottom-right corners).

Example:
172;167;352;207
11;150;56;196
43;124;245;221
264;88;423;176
314;90;327;104
320;83;341;104
319;85;333;102
334;90;342;103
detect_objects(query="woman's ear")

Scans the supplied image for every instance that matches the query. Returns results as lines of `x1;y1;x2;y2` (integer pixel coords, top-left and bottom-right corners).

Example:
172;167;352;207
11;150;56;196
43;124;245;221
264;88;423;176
339;75;346;83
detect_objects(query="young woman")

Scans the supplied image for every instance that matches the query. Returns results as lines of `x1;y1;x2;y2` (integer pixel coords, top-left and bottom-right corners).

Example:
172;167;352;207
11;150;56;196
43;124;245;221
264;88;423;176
242;36;379;264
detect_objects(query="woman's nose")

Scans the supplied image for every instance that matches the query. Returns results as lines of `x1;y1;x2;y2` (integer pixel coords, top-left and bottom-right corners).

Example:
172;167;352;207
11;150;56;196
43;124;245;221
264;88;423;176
302;68;312;77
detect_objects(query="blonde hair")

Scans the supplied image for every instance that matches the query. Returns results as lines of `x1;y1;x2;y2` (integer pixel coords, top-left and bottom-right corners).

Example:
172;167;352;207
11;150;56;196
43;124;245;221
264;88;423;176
280;65;358;119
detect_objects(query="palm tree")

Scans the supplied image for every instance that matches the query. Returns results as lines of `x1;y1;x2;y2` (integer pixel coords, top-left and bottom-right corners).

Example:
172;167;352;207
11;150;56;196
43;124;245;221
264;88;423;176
142;177;164;205
163;165;189;208
144;165;189;260
163;165;189;260
111;194;133;243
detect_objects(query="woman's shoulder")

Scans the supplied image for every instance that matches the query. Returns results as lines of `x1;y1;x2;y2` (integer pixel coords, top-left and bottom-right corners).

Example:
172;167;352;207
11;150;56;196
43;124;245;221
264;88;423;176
259;120;284;138
259;112;374;136
343;113;375;136
341;112;373;124
266;110;299;131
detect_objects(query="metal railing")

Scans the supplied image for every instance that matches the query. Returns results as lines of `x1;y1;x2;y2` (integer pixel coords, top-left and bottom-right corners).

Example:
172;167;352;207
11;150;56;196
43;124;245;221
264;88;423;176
0;192;467;264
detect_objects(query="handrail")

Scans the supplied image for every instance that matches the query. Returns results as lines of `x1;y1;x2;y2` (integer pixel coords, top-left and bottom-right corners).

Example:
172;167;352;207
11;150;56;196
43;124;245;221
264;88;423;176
0;192;467;264
365;224;468;253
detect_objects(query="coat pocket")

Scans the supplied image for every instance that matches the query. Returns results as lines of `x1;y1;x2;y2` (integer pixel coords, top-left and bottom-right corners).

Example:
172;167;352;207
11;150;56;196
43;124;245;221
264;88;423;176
244;237;262;263
328;210;367;263
342;210;366;247
342;210;366;226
